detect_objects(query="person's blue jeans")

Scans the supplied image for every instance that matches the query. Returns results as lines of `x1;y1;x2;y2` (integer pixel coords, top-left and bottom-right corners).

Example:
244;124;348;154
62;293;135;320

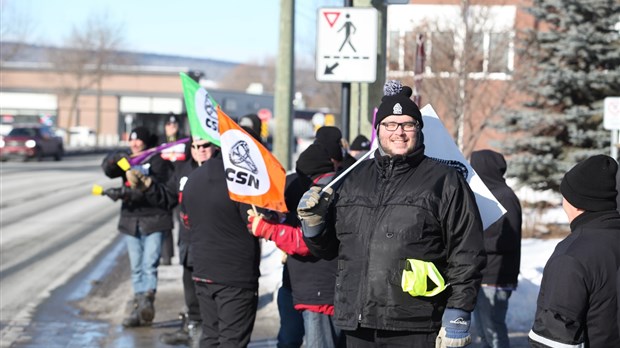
302;310;343;348
277;286;304;348
473;286;512;348
125;230;163;294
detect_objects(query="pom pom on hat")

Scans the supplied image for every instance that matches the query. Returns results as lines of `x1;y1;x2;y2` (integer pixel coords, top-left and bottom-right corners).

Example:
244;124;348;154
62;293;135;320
560;155;618;212
374;80;422;129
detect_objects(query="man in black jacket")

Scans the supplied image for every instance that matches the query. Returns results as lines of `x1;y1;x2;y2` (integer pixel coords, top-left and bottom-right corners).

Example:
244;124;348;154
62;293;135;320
153;136;215;346
297;81;486;347
529;154;620;348
104;126;174;328
470;150;522;348
182;144;261;347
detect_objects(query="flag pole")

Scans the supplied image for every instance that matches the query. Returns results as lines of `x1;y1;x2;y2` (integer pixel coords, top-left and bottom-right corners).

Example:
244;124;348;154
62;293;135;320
321;150;373;193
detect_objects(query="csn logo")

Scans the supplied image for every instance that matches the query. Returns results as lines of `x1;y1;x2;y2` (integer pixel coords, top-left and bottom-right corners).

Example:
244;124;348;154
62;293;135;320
222;130;270;196
226;140;259;189
195;90;218;132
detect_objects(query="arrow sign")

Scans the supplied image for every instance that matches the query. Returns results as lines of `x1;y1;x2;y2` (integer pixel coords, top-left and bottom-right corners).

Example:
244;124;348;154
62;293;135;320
324;62;339;75
316;7;378;82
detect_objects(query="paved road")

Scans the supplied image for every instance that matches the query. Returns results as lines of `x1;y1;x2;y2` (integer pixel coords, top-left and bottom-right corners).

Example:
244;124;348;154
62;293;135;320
0;153;529;347
0;154;281;347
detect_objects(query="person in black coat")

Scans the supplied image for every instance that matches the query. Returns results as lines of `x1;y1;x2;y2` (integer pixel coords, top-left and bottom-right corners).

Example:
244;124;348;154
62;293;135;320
152;136;216;346
470;150;522;348
297;81;485;348
182;145;262;347
529;154;620;347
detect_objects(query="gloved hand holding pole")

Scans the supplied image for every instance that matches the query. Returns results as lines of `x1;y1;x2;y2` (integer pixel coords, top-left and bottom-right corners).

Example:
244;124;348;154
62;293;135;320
297;186;334;238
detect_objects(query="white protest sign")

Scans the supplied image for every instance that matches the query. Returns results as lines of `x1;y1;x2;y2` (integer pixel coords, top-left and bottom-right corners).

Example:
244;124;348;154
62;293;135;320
420;104;506;230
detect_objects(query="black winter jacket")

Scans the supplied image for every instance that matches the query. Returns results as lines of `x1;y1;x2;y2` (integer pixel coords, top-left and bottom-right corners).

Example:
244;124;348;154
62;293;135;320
149;156;201;266
304;147;486;332
284;172;338;307
118;155;173;236
529;210;620;348
470;150;522;285
182;153;260;290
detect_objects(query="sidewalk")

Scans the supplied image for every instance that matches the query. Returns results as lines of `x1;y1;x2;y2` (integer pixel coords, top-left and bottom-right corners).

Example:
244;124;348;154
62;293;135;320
100;236;283;347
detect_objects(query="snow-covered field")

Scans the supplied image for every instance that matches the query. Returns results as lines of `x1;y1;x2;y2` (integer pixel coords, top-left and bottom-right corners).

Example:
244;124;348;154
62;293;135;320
258;237;563;335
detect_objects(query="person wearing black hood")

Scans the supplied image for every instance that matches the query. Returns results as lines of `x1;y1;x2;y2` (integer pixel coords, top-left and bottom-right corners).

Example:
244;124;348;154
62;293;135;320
529;155;620;348
470;150;522;348
102;126;174;328
297;80;485;348
248;142;346;348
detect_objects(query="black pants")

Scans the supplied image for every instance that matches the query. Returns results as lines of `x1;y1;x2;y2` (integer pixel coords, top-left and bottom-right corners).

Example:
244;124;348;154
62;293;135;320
183;264;201;322
194;282;258;348
344;327;436;348
160;229;174;261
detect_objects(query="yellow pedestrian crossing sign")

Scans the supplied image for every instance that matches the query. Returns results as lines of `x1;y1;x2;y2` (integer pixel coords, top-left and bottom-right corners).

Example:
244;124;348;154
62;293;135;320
316;7;378;83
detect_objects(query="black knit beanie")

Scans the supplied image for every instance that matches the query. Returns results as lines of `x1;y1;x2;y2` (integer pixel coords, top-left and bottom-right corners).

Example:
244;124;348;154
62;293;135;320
130;127;151;145
315;126;343;162
296;143;335;178
350;135;371;151
560;155;618;211
374;80;423;129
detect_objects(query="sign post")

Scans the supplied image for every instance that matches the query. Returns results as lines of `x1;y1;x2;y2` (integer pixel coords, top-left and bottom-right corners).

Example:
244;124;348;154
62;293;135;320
604;97;620;160
316;7;378;83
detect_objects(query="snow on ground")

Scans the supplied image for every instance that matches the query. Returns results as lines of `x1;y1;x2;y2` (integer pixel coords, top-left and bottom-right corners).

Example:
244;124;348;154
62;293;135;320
506;238;561;332
258;237;564;334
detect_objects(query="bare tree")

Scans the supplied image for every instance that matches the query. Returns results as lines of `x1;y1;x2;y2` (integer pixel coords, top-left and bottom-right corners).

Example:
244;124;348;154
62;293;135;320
49;12;128;145
0;0;34;63
218;56;341;112
394;1;523;156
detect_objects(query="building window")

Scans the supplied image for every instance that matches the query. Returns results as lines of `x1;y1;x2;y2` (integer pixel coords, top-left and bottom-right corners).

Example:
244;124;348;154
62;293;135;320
488;32;511;73
388;30;400;71
430;31;456;73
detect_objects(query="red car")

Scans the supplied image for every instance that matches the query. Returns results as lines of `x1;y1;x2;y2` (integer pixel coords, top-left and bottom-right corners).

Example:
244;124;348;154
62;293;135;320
0;124;64;161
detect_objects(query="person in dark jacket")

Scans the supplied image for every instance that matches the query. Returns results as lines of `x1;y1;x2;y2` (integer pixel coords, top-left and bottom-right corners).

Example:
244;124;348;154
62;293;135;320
103;126;174;328
248;143;346;348
181;144;261;348
158;113;188;264
154;136;215;346
529;154;620;348
297;81;486;348
470;150;522;348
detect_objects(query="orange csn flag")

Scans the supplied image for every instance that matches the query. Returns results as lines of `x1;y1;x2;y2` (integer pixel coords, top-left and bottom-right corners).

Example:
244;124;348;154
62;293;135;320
217;107;288;213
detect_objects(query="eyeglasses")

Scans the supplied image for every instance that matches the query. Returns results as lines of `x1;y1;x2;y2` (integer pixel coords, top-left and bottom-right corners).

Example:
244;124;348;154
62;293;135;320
380;121;419;132
192;143;212;150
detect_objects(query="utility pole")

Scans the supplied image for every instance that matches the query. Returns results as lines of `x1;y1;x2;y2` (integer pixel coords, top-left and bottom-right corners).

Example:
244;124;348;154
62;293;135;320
349;0;387;139
274;0;295;170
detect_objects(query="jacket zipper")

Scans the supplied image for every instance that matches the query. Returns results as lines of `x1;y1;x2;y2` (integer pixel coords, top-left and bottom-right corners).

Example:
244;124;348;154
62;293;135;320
358;158;395;324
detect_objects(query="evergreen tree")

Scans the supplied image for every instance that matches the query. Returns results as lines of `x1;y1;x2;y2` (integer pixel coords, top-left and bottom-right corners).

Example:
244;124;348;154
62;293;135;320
494;0;620;190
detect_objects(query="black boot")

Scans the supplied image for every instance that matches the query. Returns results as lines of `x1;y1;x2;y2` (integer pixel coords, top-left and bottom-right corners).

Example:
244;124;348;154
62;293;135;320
160;312;190;345
187;320;202;348
138;290;155;324
122;296;141;328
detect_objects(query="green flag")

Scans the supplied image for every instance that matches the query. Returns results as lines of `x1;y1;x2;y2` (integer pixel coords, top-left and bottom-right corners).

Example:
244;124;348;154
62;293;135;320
179;72;221;146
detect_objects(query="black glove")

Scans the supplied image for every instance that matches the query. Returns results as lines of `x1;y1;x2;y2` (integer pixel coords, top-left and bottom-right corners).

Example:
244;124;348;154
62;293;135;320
103;187;126;201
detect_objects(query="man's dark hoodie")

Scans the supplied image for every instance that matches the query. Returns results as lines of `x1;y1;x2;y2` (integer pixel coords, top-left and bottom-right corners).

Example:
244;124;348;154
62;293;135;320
470;150;522;285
